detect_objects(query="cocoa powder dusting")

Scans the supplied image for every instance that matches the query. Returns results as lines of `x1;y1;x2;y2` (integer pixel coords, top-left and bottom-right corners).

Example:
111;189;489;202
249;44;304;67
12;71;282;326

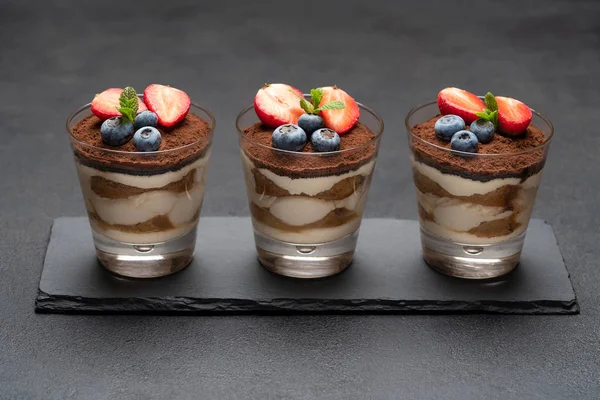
411;116;549;181
70;113;212;174
242;122;379;178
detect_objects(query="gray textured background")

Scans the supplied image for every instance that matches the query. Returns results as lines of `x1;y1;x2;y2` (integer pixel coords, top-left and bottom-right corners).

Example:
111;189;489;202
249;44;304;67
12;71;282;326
1;0;599;398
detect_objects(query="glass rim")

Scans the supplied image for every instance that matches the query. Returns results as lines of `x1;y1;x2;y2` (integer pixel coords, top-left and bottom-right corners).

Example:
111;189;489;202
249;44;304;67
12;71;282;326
404;99;554;158
235;96;384;156
66;95;216;155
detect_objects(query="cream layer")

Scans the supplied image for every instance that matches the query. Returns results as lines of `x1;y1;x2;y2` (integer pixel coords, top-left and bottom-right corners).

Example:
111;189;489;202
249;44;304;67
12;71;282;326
76;151;210;189
420;220;527;244
412;157;542;197
417;190;513;232
241;151;375;196
90;184;205;226
249;189;368;227
252;217;361;244
417;184;540;244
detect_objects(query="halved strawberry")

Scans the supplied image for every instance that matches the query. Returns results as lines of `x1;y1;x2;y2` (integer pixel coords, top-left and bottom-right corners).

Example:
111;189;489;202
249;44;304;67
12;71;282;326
253;83;305;127
143;84;191;128
437;87;485;124
91;88;148;120
318;86;360;134
496;96;532;136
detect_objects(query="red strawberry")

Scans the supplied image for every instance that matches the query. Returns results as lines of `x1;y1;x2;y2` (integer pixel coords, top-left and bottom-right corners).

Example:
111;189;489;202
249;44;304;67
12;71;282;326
496;96;532;136
318;86;360;134
91;88;148;120
143;84;191;128
437;87;485;124
253;83;305;127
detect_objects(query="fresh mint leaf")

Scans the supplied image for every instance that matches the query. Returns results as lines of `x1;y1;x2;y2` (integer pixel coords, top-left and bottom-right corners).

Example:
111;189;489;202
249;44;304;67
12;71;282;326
116;106;135;124
310;88;323;109
291;90;316;114
118;87;138;123
315;100;345;112
299;98;315;114
474;108;499;129
484;92;498;112
475;111;492;121
490;110;499;129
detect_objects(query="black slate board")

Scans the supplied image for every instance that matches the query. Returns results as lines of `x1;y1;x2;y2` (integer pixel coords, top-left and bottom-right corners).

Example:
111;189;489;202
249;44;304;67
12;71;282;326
35;217;578;315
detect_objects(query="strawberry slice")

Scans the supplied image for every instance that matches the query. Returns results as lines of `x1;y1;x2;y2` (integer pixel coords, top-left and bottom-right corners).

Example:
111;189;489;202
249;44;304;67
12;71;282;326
318;86;360;134
91;88;148;120
143;84;191;128
253;83;305;127
437;87;485;124
496;96;532;136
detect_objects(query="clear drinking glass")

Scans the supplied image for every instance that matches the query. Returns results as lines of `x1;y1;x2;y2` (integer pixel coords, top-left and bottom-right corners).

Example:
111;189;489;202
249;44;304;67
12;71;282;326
236;101;384;279
405;100;553;279
67;99;215;278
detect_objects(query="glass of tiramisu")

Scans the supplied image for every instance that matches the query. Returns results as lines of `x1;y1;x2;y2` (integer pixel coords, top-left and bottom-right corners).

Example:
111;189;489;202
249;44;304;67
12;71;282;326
406;87;553;279
67;85;214;278
236;84;384;278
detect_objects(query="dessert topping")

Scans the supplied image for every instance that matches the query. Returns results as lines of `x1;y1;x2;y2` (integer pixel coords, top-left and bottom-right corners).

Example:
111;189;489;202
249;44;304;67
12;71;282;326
318;86;359;134
438;88;532;137
272;124;307;151
469;119;495;143
100;116;134;146
311;128;341;152
437;87;485;124
434;114;466;141
115;86;140;125
133;127;162;151
295;87;345;135
143;84;191;128
298;113;325;137
256;84;361;152
450;130;478;155
496;96;533;136
474;92;499;129
91;87;148;120
298;87;345;114
99;87;141;146
134;110;159;130
254;83;305;127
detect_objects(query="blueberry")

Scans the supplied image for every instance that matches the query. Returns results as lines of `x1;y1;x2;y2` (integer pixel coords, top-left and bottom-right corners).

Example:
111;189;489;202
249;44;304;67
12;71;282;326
469;119;495;143
298;114;324;136
100;117;134;146
133;127;162;152
311;128;340;152
272;124;307;151
434;114;466;141
450;130;478;156
134;110;159;130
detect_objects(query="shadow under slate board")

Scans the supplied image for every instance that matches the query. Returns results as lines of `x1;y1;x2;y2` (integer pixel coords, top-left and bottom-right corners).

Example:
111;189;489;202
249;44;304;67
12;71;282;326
35;217;578;315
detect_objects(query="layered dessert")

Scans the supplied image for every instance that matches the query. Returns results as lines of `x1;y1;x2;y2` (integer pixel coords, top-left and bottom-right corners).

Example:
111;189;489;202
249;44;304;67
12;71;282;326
409;87;549;244
70;84;212;244
239;83;380;244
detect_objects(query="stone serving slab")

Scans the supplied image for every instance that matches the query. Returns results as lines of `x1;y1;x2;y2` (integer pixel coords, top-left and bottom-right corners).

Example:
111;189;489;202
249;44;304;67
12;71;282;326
35;217;578;315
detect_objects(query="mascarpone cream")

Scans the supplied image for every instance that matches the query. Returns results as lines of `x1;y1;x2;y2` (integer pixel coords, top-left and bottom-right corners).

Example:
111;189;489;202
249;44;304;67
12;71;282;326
241;151;374;196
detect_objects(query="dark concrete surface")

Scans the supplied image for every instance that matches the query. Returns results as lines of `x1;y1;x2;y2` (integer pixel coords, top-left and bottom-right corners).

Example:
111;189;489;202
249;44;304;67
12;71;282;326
1;0;599;398
36;218;577;315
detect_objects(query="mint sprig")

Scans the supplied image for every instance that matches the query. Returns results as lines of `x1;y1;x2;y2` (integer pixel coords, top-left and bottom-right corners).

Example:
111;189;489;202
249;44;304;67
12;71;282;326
475;91;499;129
115;86;139;124
292;88;345;115
310;88;323;109
318;100;345;110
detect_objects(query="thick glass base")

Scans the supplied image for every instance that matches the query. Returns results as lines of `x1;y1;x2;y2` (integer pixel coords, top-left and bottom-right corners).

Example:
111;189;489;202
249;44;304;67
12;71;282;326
420;228;524;279
254;229;358;279
92;228;197;279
